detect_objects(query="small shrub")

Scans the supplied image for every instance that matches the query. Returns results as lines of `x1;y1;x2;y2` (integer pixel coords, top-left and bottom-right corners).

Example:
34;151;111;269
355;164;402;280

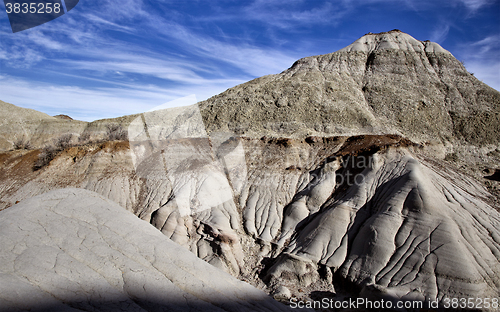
33;146;57;171
55;134;73;149
106;124;128;141
13;138;31;150
444;153;459;162
33;134;73;171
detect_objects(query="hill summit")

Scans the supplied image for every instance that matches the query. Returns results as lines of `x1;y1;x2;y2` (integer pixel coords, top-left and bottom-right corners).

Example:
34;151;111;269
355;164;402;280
199;30;500;147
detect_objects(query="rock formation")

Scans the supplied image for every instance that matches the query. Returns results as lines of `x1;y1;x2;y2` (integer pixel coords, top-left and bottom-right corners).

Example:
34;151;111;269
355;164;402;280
0;188;292;312
0;100;135;152
0;30;499;310
0;100;85;151
200;30;500;147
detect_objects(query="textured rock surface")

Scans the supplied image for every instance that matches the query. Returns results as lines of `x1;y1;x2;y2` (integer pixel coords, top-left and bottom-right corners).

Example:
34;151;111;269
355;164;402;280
0;188;291;312
267;148;500;301
199;30;500;147
1;133;498;307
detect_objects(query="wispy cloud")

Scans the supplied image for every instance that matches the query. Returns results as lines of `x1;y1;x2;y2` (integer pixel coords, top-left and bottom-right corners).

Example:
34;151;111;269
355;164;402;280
81;14;136;33
94;0;148;21
147;19;299;77
459;0;493;11
0;43;44;68
430;23;451;43
356;0;496;12
60;55;244;86
241;0;346;29
3;0;299;83
193;0;360;32
458;34;500;91
471;35;500;54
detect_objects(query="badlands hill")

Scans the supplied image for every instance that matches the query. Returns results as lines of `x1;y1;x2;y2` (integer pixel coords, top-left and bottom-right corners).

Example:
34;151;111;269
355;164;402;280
0;100;136;152
0;100;86;151
0;30;499;310
200;30;500;147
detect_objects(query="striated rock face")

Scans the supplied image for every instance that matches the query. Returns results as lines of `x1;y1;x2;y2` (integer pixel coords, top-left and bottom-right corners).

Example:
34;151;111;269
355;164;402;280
1;30;499;309
267;148;500;301
0;188;292;312
1;129;498;307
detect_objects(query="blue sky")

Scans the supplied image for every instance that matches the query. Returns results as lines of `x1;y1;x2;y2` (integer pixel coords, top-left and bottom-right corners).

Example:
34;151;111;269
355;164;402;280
0;0;499;121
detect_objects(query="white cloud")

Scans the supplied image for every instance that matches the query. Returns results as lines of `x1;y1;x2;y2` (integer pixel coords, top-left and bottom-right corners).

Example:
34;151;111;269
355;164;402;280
26;30;66;50
430;23;450;43
471;35;500;54
0;45;44;68
459;0;492;11
242;0;345;28
81;14;136;33
465;61;500;91
96;0;148;21
458;35;500;91
150;20;299;77
196;0;353;30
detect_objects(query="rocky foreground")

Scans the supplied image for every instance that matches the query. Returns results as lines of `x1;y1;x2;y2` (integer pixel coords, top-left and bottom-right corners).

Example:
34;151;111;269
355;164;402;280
0;30;499;311
0;188;291;312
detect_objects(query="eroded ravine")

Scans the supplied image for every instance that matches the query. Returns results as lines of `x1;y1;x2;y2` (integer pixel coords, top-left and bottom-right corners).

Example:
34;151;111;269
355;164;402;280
1;132;498;307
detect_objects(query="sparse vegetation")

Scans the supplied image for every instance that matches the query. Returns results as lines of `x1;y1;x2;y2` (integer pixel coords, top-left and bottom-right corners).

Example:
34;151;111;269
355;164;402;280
106;124;128;141
33;145;58;171
33;134;72;171
13;138;31;150
444;153;459;162
55;134;73;149
32;126;129;171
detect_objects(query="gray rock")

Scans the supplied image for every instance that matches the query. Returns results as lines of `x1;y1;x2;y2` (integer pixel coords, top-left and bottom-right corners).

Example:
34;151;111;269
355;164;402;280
267;148;500;301
199;30;500;147
272;286;292;300
0;188;291;312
